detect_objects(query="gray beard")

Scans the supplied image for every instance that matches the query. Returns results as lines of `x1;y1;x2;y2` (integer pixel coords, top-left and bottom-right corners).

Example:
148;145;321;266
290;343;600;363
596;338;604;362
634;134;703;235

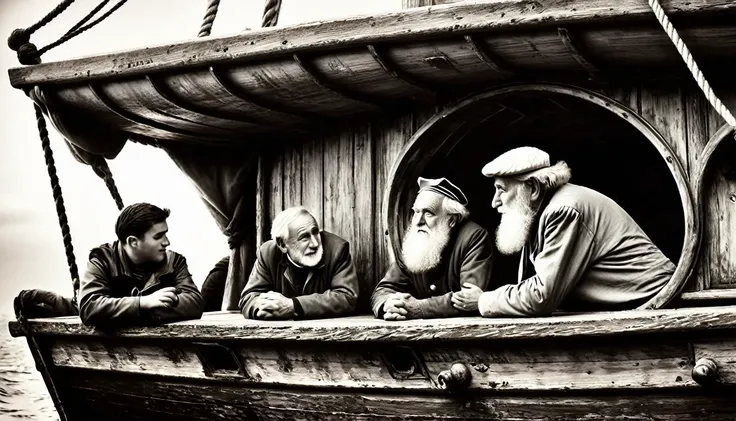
289;245;324;268
495;200;536;255
401;221;452;274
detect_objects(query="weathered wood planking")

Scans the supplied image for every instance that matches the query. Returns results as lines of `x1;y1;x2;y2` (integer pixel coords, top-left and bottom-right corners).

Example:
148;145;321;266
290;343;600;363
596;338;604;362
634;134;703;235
700;92;736;289
639;85;688;174
282;142;303;209
302;136;325;227
50;340;205;377
48;336;704;391
10;0;736;88
692;339;736;384
61;371;736;421
11;307;736;341
374;113;414;281
421;342;695;391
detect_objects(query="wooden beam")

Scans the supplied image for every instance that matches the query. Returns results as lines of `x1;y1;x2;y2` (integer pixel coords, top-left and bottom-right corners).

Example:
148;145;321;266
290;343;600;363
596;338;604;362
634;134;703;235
9;306;736;341
557;27;602;79
291;53;387;109
87;84;232;142
145;75;282;130
464;34;515;77
208;66;323;125
366;44;436;98
11;0;734;87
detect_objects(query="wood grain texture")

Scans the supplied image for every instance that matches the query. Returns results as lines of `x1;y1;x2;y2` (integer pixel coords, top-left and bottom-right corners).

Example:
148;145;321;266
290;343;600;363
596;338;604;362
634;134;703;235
353;125;375;311
692;339;736;384
10;1;736;87
60;370;736;421
10;306;736;341
302;136;325;228
282;143;303;209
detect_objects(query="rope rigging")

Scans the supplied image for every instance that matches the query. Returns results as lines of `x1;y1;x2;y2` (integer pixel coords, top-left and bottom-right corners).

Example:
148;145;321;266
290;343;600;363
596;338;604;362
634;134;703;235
261;0;283;28
198;0;221;37
33;104;81;303
8;0;130;303
647;0;736;140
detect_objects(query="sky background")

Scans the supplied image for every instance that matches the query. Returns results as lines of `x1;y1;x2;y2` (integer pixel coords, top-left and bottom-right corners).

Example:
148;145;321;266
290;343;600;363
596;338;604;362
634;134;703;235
0;0;401;316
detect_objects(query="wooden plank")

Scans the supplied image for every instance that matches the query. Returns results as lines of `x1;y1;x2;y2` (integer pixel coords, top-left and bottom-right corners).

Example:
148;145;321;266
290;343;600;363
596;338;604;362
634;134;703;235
680;289;736;301
421;342;694;391
301;136;324;227
639;85;688;174
11;306;736;341
701;92;736;290
64;371;736;421
684;88;711;291
692;339;736;385
267;149;284;232
322;131;355;249
281;143;303;209
12;1;736;87
402;0;463;7
353;125;375;312
50;339;205;377
374;113;414;278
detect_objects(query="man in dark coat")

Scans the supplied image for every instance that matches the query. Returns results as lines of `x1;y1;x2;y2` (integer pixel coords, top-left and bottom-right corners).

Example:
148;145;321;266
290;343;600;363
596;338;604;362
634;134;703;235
239;206;359;320
452;147;676;316
79;203;204;328
370;177;493;320
201;255;230;312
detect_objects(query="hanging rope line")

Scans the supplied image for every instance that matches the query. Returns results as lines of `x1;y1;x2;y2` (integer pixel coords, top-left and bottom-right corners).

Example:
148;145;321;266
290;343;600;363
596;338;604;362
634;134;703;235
198;0;221;37
33;104;80;302
7;0;128;65
91;159;124;211
261;0;282;27
647;0;736;137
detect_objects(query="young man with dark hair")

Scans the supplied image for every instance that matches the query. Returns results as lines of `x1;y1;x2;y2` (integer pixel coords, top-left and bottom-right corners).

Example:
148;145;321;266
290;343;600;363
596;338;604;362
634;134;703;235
79;203;204;328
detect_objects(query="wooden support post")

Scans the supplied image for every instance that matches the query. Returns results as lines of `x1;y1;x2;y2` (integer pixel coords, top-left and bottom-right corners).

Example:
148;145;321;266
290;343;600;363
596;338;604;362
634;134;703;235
25;335;68;421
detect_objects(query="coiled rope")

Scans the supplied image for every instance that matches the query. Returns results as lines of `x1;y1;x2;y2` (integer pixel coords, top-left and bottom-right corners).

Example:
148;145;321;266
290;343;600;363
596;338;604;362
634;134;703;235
647;0;736;136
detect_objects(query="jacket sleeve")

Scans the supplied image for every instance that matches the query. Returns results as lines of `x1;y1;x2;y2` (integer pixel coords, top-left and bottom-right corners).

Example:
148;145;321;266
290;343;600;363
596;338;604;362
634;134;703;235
148;255;204;324
479;207;596;317
239;247;274;319
79;258;142;328
293;243;359;319
370;262;413;318
416;227;493;319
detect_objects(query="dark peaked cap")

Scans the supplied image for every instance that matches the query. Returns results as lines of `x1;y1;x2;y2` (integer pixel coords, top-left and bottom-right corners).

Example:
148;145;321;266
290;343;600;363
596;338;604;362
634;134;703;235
417;177;468;206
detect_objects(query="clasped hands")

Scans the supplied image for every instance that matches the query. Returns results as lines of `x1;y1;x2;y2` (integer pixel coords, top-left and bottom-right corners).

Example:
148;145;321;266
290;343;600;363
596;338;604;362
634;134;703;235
382;293;423;321
450;282;482;312
255;291;294;320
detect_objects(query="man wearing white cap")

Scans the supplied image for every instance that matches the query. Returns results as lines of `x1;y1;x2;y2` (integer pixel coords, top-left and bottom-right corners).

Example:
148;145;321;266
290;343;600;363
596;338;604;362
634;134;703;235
371;177;493;320
452;146;675;317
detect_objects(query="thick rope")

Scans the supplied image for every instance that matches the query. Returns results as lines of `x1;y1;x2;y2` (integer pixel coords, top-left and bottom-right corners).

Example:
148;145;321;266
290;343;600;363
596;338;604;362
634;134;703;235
7;0;76;51
198;0;221;37
648;0;736;134
261;0;282;27
33;104;80;302
91;159;124;211
35;0;129;59
7;0;128;65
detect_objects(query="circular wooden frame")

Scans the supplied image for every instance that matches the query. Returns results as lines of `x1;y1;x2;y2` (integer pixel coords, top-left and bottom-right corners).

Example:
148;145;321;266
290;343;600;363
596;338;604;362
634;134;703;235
383;82;699;310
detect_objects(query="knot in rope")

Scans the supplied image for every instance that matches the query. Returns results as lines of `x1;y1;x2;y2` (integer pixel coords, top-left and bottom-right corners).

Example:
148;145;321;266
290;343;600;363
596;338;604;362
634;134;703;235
7;28;31;51
262;0;282;28
16;43;41;65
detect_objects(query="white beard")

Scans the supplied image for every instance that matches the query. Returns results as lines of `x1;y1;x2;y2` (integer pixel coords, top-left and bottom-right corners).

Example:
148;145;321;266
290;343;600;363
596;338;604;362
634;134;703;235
495;197;536;255
401;219;452;274
289;245;324;268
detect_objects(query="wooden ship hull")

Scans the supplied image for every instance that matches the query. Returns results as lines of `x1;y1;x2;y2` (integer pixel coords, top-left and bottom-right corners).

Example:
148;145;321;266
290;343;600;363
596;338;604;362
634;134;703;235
7;0;736;420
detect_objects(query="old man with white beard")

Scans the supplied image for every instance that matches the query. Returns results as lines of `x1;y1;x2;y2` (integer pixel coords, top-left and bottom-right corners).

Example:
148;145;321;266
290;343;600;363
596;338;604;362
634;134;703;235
371;177;493;320
239;206;359;320
452;147;675;317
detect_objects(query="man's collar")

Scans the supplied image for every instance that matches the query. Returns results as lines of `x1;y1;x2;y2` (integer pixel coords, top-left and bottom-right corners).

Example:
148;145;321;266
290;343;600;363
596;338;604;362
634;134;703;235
114;240;169;278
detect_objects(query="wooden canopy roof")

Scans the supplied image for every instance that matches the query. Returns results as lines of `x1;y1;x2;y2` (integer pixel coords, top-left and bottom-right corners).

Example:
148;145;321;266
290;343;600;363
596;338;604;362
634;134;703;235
7;0;736;144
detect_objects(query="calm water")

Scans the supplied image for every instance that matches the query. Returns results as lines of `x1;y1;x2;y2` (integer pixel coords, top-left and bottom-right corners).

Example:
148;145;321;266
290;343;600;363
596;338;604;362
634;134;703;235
0;314;58;421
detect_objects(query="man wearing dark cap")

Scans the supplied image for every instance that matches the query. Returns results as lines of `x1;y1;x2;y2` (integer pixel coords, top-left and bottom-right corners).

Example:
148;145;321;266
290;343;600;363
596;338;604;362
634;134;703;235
370;177;493;320
79;203;204;327
452;146;675;317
